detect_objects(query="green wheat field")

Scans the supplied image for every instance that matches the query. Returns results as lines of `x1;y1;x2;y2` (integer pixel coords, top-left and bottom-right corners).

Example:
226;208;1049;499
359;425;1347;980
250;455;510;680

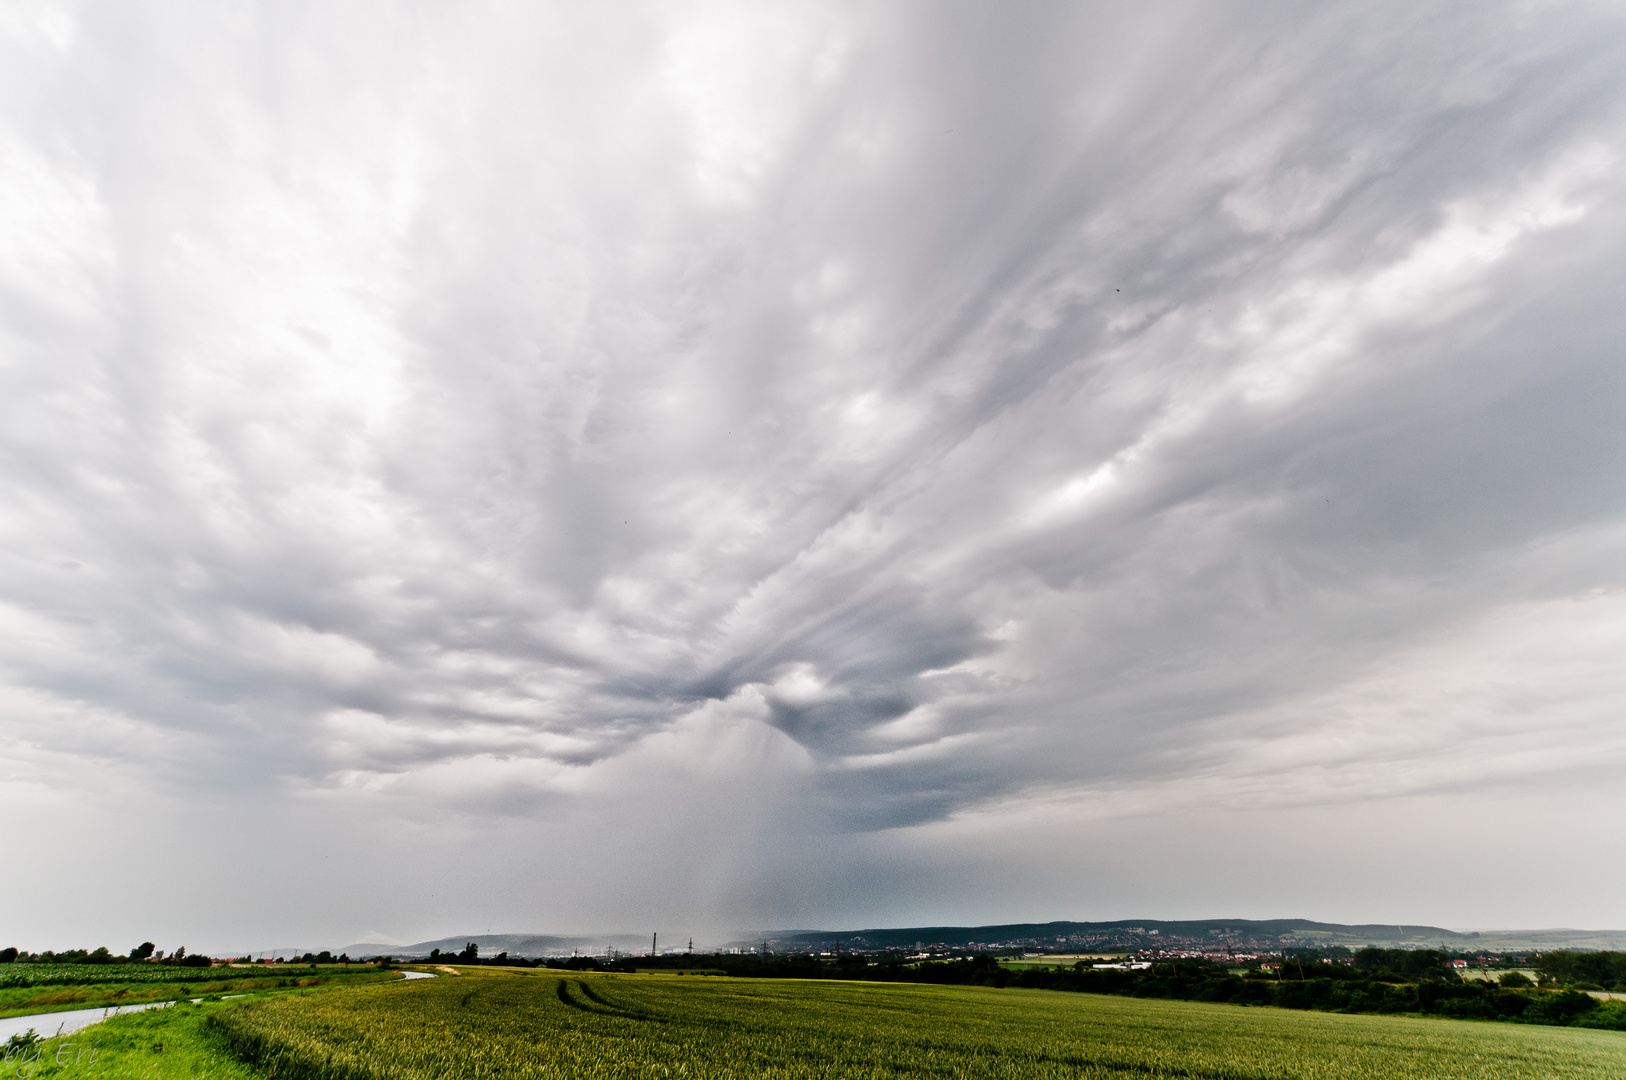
14;967;1626;1079
215;967;1626;1079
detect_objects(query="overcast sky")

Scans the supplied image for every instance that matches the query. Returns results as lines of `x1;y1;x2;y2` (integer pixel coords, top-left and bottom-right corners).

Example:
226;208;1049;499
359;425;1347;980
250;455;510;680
4;0;1626;954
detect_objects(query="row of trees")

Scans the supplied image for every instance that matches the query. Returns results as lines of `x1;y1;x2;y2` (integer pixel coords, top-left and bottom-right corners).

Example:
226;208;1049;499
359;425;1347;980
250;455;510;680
1252;947;1626;989
426;943;482;964
286;952;367;965
405;944;716;972
1333;948;1626;990
0;943;209;967
417;944;607;969
1022;961;1623;1028
1533;951;1626;988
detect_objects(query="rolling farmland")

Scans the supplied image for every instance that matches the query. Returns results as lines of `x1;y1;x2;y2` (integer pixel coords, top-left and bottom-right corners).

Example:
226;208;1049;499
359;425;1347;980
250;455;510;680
209;967;1626;1079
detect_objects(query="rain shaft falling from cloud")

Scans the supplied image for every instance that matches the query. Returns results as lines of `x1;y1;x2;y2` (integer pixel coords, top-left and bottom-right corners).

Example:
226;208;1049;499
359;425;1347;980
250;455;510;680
3;0;1626;948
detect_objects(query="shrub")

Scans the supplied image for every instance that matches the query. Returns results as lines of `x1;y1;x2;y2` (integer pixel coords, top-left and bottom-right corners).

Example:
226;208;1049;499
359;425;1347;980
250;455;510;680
1523;990;1598;1026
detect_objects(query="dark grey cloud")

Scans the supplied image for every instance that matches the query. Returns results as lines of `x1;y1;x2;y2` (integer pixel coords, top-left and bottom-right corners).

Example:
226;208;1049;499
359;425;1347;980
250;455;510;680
4;0;1626;948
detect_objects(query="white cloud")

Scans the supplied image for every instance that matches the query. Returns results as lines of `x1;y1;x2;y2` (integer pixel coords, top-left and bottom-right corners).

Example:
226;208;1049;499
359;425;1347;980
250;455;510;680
4;0;1626;948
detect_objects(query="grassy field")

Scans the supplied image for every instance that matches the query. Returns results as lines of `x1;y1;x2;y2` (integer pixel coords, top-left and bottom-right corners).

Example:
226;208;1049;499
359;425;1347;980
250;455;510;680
6;998;263;1080
0;964;287;989
0;970;397;1021
207;966;1626;1079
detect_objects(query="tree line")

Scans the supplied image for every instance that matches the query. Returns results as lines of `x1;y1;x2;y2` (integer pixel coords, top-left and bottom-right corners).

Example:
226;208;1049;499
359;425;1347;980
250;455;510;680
0;942;211;967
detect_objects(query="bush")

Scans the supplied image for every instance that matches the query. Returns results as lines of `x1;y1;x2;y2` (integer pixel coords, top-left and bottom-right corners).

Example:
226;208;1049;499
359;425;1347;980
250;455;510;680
1498;971;1534;988
1523;990;1598;1026
1574;1000;1626;1031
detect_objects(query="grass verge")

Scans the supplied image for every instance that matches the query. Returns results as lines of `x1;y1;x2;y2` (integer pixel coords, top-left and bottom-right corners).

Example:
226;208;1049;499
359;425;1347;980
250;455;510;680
4;999;257;1079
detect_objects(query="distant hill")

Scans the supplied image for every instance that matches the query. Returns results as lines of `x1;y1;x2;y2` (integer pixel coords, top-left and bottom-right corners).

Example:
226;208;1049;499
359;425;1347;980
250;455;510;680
734;919;1626;952
335;933;654;959
1436;928;1626;951
326;920;1626;959
731;919;1456;951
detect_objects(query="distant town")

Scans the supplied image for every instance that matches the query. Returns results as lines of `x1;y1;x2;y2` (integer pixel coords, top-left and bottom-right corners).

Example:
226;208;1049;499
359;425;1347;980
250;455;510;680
12;917;1621;970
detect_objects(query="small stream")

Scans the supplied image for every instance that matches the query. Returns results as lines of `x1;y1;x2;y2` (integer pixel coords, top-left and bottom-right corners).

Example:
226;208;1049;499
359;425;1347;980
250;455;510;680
1;1001;176;1044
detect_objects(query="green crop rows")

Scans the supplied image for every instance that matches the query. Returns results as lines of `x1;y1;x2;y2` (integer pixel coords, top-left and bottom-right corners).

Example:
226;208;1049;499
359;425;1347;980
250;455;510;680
0;964;362;989
0;971;399;1021
210;967;1626;1079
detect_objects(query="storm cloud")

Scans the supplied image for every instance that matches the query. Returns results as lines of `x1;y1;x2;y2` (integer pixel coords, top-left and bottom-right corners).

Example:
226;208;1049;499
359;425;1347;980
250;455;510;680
4;0;1626;950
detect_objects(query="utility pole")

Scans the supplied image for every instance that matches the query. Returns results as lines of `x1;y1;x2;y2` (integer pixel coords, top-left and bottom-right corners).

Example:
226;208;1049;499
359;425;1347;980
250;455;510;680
652;931;657;957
